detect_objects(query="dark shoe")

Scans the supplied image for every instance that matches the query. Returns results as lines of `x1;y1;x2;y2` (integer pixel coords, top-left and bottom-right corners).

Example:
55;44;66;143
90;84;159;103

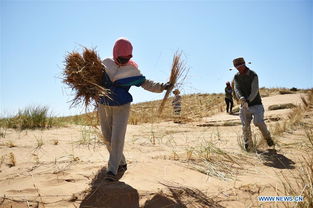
104;171;117;182
118;164;127;173
266;138;275;147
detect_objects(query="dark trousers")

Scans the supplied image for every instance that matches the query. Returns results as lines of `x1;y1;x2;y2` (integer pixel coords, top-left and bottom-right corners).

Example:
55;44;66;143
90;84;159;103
225;98;233;113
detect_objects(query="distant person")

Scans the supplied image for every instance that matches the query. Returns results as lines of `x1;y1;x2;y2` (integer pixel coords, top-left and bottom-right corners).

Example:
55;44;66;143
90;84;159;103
224;81;233;114
172;89;182;116
232;57;274;152
98;38;172;181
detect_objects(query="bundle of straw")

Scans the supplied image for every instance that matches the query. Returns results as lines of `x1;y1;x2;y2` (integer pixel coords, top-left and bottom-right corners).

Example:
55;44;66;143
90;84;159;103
158;51;187;115
63;48;110;108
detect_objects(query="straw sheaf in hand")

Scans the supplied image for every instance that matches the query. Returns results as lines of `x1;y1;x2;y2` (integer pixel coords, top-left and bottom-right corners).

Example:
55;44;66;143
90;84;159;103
158;51;188;115
63;48;110;108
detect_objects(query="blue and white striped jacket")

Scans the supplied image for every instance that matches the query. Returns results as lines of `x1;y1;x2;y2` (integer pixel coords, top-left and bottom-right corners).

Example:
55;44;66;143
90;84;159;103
99;58;146;106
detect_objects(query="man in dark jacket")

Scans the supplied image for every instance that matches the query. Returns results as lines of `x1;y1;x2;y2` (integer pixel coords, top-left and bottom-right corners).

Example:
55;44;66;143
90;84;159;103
233;57;274;151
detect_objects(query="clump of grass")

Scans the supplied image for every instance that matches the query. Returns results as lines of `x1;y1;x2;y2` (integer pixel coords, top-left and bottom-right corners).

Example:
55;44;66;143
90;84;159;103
236;131;261;153
56;111;98;126
185;146;195;161
276;155;313;208
304;128;313;150
71;155;80;162
17;106;52;129
6;140;16;148
272;89;313;207
176;140;245;180
0;106;56;130
52;139;59;145
0;127;7;138
146;183;223;208
301;96;309;108
198;143;248;179
306;89;313;104
129;93;225;125
288;107;304;127
270;90;312;137
78;126;101;146
35;137;44;149
7;152;16;167
0;155;4;168
271;121;288;136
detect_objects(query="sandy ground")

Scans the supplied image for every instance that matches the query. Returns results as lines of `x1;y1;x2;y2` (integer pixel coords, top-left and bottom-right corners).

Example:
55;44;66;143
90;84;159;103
0;92;312;208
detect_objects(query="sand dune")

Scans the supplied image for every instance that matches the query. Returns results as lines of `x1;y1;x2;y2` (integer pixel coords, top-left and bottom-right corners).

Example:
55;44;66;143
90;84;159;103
0;92;312;208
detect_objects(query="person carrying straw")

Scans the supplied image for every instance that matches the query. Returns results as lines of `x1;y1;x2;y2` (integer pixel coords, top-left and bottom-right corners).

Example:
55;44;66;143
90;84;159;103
98;38;172;181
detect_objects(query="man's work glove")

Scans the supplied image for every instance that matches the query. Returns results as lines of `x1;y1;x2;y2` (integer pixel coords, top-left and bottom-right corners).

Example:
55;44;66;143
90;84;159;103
163;82;173;91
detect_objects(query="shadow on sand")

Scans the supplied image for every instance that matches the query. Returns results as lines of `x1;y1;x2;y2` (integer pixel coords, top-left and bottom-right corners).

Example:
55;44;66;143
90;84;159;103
143;193;187;208
80;167;224;208
80;167;139;208
257;149;296;169
143;184;224;208
79;167;192;208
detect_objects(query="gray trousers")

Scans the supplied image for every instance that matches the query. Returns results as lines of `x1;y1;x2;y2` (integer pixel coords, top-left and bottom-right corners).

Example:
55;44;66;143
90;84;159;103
98;103;130;175
239;104;272;146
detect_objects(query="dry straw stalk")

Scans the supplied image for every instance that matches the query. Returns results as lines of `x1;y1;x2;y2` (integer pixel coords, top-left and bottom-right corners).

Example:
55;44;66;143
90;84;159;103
158;51;187;115
63;48;110;109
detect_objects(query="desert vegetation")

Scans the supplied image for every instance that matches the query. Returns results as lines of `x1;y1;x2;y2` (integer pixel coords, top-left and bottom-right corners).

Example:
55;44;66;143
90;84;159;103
0;106;56;130
0;88;312;208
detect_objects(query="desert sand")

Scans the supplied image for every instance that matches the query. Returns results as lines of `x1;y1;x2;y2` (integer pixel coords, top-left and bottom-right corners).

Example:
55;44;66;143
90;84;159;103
0;92;312;208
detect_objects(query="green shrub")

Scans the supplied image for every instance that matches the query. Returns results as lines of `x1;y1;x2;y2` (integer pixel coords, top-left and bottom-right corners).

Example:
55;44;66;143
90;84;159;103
0;106;56;130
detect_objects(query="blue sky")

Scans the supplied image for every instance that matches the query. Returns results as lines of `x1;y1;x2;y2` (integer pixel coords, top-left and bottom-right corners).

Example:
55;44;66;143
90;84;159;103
1;0;312;117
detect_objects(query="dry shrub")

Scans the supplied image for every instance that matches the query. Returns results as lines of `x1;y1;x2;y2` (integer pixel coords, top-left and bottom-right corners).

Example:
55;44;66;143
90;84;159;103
63;48;110;108
172;141;247;180
6;152;16;168
52;139;59;145
6;141;16;148
144;183;223;208
272;89;313;207
259;87;299;97
307;89;313;103
270;107;303;137
271;121;288;136
270;90;313;136
129;93;225;125
304;128;313;150
277;155;313;208
58;87;298;125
